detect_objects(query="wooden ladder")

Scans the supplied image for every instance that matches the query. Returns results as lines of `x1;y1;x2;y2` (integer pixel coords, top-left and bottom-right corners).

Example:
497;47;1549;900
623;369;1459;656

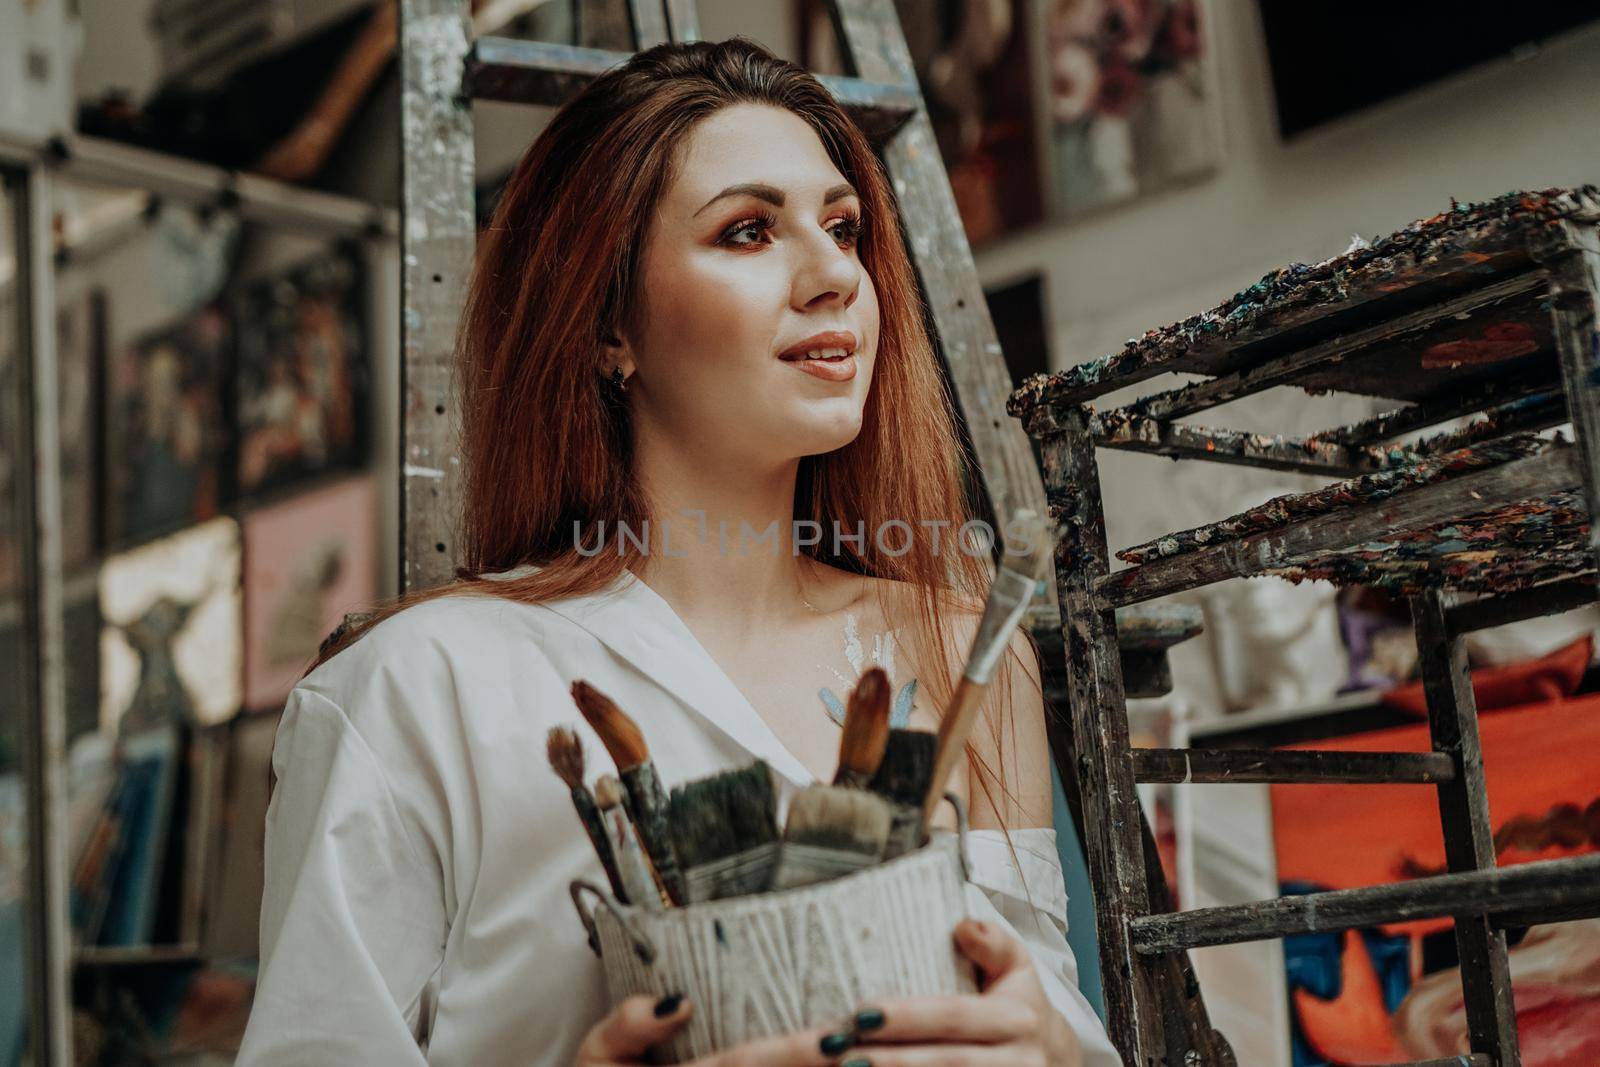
394;1;1230;1062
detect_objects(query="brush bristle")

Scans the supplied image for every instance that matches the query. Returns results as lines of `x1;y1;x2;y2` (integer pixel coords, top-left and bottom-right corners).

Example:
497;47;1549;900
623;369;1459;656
546;726;586;790
571;680;648;769
869;729;937;806
783;785;891;854
837;667;891;782
594;773;626;810
1000;508;1056;580
667;761;778;871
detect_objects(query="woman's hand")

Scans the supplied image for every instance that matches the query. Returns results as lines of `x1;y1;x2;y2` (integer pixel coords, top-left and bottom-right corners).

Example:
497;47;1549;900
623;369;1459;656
575;993;846;1066
830;918;1083;1067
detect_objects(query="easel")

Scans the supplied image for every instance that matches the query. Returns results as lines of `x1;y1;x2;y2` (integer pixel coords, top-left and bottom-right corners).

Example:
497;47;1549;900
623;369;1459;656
1011;189;1600;1065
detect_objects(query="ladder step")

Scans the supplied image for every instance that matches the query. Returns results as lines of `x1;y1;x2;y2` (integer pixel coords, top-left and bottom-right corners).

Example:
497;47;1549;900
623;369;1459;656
1131;748;1456;785
1130;853;1600;953
466;37;919;136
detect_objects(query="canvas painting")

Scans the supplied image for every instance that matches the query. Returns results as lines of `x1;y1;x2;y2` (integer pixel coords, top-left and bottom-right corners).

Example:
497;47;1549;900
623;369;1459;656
1269;700;1600;1065
234;244;367;498
241;473;378;711
104;302;232;548
99;516;242;737
1045;0;1218;219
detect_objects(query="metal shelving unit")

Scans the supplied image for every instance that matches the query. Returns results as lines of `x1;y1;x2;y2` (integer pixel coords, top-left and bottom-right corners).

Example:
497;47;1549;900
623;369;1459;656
1010;187;1600;1066
2;124;397;1065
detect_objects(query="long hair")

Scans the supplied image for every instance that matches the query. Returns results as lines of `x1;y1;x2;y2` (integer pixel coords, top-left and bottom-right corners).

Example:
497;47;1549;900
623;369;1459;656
314;37;1038;826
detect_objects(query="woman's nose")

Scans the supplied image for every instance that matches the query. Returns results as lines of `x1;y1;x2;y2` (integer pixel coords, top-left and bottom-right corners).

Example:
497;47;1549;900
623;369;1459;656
793;231;859;309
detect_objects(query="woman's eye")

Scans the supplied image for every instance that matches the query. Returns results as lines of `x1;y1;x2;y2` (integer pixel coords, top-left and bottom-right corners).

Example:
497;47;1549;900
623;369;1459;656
719;210;863;248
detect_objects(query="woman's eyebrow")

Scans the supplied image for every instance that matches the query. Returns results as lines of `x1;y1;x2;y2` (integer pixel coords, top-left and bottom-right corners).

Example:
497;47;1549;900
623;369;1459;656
695;181;857;216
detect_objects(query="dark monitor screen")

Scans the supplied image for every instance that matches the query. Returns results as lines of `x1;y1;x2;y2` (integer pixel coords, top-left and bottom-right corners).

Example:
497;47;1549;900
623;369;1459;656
1257;2;1600;138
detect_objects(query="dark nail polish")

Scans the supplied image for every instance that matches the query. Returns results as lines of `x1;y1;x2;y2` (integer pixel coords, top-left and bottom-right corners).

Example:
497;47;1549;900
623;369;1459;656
819;1031;856;1056
841;1059;872;1067
653;993;684;1017
853;1007;886;1032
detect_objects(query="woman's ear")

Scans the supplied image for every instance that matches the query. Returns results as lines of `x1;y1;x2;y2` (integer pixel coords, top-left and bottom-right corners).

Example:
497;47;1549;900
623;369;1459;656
602;331;637;380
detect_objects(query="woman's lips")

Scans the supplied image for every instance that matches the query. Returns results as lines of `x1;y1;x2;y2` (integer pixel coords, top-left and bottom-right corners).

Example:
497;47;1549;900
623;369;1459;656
784;352;856;382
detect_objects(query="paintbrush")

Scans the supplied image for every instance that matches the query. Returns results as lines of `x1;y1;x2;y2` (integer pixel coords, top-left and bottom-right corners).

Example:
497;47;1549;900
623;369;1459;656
769;784;892;891
666;761;780;903
833;666;892;789
920;508;1055;834
869;728;938;858
546;726;626;901
595;774;668;910
571;680;687;906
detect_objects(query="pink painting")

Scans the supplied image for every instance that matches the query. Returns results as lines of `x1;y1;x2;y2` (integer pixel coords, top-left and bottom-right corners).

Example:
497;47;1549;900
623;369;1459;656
241;474;378;711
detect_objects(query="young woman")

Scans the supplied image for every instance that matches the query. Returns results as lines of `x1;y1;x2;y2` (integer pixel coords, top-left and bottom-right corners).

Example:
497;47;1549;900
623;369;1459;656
235;37;1120;1067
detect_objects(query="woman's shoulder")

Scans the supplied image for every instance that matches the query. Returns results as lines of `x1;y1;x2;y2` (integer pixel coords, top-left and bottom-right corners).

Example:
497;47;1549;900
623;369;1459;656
295;591;574;719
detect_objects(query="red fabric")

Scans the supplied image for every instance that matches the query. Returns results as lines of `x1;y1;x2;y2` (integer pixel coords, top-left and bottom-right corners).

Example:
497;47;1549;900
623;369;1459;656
1381;635;1590;717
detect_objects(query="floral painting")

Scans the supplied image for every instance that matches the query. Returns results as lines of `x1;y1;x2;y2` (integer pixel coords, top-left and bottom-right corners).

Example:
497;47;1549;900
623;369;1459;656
1046;0;1217;219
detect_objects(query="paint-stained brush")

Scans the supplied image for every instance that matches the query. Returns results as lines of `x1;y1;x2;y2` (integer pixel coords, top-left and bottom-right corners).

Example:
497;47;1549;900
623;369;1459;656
571;680;686;905
869;728;937;859
920;508;1054;834
833;667;892;789
595;774;668;910
546;726;625;901
769;784;892;891
667;761;780;903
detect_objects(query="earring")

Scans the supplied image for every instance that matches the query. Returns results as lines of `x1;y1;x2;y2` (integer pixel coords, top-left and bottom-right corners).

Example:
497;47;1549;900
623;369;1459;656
609;366;629;393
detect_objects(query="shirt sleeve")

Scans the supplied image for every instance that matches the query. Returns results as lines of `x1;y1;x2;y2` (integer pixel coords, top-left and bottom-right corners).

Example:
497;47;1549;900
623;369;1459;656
235;687;449;1066
963;827;1123;1067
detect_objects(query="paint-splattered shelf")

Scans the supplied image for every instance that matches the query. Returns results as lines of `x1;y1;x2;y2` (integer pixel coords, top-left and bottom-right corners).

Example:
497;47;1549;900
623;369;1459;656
1008;187;1600;414
1106;435;1590;597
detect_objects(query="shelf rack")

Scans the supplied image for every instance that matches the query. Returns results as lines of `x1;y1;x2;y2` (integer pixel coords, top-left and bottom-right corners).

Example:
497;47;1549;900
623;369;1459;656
1009;187;1600;1066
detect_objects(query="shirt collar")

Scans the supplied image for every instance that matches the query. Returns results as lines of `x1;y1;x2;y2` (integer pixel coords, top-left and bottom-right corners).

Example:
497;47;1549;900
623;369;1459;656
511;565;818;789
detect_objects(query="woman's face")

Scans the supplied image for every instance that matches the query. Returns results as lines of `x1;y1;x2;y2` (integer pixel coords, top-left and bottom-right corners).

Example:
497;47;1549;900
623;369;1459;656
615;103;881;467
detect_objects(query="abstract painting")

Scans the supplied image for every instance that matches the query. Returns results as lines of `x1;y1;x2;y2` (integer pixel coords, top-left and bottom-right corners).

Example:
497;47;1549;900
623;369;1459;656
234;243;367;497
99;516;242;737
1270;699;1600;1064
1045;0;1218;219
241;473;378;711
104;302;232;547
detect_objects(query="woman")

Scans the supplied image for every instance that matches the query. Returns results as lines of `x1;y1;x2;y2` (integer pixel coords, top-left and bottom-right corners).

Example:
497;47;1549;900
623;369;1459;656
235;37;1120;1067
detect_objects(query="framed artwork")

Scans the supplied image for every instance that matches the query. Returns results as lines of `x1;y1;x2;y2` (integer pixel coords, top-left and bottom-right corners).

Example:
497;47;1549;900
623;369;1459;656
234;243;367;498
1042;0;1219;220
1270;700;1600;1064
241;473;378;711
798;0;1046;245
99;516;242;737
104;301;233;548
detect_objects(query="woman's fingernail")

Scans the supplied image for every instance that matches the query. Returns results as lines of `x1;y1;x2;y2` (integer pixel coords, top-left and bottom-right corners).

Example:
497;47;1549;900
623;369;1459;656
853;1007;886;1032
819;1031;856;1056
841;1059;873;1067
970;920;990;936
653;993;684;1017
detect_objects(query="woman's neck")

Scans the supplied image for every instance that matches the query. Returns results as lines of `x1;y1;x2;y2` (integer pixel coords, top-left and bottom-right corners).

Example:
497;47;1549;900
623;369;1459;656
627;449;828;634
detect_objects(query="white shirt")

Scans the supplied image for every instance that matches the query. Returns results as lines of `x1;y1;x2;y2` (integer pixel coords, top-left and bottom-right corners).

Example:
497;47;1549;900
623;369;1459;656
235;566;1122;1066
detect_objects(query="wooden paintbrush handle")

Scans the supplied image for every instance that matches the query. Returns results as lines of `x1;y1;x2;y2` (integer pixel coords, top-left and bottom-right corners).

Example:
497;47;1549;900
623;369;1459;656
920;676;984;832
